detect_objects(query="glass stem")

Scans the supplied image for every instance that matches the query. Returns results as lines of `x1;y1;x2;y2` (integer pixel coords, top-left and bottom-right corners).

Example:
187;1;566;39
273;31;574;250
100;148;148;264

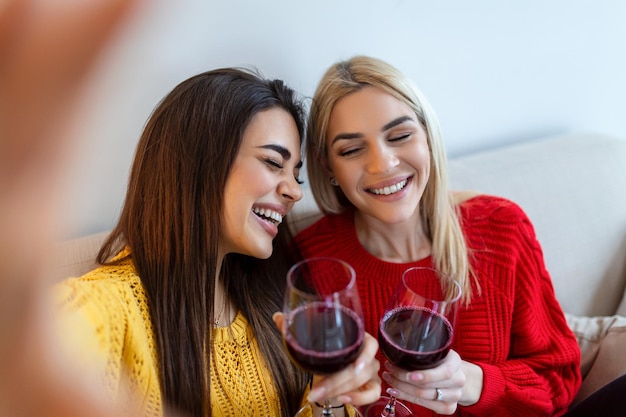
381;396;397;417
322;400;334;416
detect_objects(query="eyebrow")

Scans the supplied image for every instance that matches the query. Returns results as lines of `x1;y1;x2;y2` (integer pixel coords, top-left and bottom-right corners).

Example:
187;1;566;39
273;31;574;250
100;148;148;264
258;144;303;168
331;115;415;145
382;116;414;131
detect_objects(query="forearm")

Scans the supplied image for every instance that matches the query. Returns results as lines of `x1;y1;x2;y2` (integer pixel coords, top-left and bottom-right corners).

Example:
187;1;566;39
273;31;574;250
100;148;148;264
461;358;580;416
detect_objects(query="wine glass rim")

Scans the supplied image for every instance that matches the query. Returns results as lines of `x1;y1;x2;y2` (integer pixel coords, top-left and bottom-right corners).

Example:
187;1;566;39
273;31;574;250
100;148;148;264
401;266;462;303
287;257;357;297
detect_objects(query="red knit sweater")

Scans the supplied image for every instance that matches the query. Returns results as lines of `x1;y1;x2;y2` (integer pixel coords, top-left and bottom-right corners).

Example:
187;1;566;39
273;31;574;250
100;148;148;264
294;195;581;416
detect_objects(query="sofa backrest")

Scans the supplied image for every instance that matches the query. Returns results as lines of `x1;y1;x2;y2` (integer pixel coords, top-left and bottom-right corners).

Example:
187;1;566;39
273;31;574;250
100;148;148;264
54;133;626;317
446;133;626;317
289;133;626;317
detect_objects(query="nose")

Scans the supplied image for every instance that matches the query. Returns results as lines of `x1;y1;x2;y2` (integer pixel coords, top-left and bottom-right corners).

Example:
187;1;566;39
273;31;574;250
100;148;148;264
366;144;399;174
278;176;303;202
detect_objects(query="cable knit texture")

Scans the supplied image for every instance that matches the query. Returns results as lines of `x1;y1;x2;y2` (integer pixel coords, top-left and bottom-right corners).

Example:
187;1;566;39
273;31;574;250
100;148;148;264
54;257;281;417
295;195;582;417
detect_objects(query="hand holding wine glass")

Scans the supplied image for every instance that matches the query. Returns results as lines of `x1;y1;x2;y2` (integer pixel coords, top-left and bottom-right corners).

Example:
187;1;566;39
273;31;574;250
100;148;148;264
282;257;370;417
361;267;462;417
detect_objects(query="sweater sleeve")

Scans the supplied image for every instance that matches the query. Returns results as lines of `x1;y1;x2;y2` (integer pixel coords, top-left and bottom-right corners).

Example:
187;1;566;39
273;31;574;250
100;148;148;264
462;200;581;416
53;276;127;399
54;270;164;417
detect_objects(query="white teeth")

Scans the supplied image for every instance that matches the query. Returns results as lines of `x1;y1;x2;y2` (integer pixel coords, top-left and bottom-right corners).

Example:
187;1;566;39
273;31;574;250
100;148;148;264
253;207;283;224
371;179;408;195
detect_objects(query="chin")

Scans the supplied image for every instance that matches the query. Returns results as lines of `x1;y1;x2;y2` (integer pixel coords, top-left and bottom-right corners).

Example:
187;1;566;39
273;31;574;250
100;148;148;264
245;241;274;260
251;247;273;260
373;211;414;225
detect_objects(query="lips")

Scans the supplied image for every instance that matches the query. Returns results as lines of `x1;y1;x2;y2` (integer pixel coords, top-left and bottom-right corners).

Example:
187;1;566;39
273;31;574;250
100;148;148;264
367;177;410;195
252;207;283;225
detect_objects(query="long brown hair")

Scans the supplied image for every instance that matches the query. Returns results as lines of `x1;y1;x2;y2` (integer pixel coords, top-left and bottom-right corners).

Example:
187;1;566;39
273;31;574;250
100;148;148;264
97;68;310;416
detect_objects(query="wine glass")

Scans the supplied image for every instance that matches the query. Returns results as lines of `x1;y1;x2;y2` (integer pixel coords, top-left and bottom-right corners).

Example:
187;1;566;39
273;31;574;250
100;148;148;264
283;257;365;417
361;267;462;417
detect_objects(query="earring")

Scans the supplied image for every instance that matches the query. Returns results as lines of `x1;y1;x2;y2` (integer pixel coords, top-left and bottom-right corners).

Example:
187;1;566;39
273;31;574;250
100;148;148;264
330;177;339;186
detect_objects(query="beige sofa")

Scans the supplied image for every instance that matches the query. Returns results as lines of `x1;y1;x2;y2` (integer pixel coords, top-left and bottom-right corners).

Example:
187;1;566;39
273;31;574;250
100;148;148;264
54;132;626;405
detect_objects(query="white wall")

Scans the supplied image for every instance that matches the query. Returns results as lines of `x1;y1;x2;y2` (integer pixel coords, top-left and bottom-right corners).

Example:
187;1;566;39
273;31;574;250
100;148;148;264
58;0;626;237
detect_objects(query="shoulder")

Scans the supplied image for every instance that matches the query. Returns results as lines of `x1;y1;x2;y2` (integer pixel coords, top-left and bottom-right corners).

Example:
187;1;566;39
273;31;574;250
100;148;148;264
53;257;153;347
295;210;354;257
54;259;147;328
52;261;144;374
457;193;531;225
295;210;352;242
457;194;540;256
52;260;159;406
56;259;142;299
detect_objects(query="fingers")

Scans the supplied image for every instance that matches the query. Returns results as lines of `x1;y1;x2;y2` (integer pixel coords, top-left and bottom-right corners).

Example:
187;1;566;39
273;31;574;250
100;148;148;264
276;315;381;405
384;350;463;387
385;378;462;415
0;0;142;327
0;0;140;183
0;0;142;329
382;350;466;415
308;332;381;406
0;1;142;417
0;0;142;260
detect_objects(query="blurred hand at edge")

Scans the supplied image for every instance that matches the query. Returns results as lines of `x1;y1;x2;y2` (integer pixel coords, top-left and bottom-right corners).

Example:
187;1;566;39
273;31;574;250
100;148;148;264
0;1;147;416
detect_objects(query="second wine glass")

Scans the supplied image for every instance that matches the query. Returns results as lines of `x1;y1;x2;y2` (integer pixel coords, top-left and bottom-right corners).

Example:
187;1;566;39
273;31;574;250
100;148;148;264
283;257;365;417
361;267;462;417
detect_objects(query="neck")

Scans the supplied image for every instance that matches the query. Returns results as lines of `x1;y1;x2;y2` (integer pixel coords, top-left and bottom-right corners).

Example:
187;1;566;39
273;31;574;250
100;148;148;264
213;280;236;327
214;253;235;327
354;211;431;263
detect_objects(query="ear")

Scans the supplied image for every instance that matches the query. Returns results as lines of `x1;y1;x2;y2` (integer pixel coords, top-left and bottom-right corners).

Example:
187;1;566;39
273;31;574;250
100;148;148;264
272;312;284;331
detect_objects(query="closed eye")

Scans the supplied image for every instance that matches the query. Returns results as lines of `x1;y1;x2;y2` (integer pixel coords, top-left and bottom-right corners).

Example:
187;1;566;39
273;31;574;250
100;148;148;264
264;158;282;170
339;146;363;157
265;158;304;184
389;133;411;143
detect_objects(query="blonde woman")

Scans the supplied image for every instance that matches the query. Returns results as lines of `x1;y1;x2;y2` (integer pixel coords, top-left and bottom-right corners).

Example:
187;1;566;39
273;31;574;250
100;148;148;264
296;55;583;416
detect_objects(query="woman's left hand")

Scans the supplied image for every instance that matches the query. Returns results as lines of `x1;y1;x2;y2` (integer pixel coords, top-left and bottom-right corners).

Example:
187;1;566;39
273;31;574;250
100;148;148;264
382;349;482;415
272;313;382;406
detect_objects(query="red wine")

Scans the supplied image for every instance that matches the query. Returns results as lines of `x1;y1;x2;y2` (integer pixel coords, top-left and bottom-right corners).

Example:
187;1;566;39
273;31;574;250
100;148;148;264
379;306;452;370
284;302;364;374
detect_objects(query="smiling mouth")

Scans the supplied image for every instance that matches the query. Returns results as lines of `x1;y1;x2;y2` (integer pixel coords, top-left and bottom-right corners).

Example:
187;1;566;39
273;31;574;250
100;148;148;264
367;178;409;195
252;207;283;225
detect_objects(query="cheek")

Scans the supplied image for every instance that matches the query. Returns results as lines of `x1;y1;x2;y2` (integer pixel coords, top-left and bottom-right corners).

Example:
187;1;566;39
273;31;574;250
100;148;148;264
333;166;355;187
322;152;336;175
220;199;240;238
411;142;431;170
420;139;431;160
247;173;274;196
422;152;432;177
222;178;249;228
327;156;351;179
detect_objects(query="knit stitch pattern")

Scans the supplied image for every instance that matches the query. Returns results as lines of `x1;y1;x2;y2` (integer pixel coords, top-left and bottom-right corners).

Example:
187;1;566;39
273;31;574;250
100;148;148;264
295;195;582;417
54;258;281;416
211;311;279;416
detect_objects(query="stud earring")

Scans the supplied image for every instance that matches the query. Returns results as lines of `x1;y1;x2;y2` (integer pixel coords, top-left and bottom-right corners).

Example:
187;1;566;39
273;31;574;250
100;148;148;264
330;177;339;186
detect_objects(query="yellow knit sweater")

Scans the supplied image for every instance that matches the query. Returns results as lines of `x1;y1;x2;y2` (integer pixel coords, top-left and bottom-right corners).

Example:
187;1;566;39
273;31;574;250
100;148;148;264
53;258;283;417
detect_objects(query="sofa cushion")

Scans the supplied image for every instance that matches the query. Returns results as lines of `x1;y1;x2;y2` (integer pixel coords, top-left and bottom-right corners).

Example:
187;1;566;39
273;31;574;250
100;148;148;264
565;313;626;405
448;133;626;317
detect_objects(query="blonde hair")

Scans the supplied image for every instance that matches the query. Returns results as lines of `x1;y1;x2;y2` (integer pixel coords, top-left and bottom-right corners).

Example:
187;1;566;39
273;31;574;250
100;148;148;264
306;55;475;303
